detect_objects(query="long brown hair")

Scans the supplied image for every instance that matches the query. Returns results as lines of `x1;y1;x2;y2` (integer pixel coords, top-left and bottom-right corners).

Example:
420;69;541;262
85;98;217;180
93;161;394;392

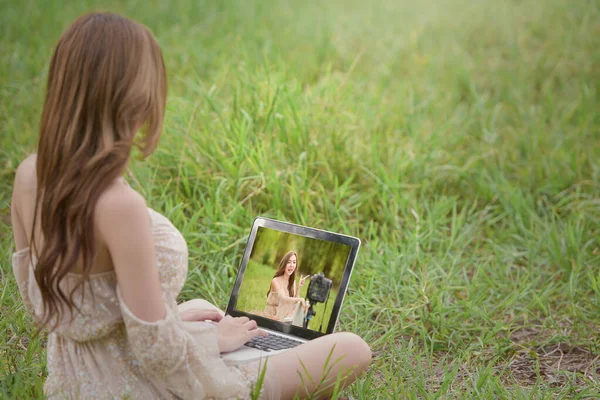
267;251;299;297
31;13;167;329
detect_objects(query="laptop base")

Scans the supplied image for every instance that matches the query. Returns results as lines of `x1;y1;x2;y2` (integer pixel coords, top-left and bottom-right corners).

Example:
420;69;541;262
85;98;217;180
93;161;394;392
221;329;307;365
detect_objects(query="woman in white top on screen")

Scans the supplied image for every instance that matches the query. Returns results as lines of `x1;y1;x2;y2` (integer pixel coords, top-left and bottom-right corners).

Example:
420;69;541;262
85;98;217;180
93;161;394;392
264;251;309;321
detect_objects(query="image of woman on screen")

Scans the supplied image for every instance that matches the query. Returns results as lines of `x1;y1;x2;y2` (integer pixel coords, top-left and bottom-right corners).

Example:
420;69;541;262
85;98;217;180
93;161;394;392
264;251;309;321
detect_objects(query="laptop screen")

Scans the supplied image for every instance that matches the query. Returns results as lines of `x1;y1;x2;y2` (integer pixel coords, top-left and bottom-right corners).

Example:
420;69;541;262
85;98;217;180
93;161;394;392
226;218;360;340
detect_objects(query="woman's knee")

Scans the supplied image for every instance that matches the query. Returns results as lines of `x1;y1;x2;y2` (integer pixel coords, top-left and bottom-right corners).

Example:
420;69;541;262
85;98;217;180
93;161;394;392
331;332;372;372
177;299;223;315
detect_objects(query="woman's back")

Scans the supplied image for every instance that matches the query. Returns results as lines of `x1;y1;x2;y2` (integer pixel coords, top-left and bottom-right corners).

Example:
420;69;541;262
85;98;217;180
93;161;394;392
12;154;115;275
12;157;264;398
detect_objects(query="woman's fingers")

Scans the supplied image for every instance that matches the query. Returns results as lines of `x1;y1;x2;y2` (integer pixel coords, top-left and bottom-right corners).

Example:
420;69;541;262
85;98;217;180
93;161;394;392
236;316;250;324
243;319;258;330
247;328;268;340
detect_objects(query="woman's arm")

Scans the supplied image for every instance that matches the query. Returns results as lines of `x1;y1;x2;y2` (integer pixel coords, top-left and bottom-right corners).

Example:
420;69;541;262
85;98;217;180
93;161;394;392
273;280;304;305
11;155;36;251
96;184;166;322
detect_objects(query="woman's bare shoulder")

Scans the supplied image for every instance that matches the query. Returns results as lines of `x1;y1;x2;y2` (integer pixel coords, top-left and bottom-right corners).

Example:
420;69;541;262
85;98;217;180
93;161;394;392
95;181;147;222
94;181;149;243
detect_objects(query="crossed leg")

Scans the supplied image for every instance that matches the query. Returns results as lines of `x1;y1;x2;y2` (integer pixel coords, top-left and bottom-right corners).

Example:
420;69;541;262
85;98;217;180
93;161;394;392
178;299;371;399
264;332;371;399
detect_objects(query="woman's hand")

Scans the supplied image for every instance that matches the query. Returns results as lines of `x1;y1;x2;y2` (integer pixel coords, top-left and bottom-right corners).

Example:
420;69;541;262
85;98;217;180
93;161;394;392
299;274;310;288
216;315;268;353
179;308;223;323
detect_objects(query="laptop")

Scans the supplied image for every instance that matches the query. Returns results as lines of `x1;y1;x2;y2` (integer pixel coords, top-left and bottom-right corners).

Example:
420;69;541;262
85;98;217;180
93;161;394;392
220;217;360;365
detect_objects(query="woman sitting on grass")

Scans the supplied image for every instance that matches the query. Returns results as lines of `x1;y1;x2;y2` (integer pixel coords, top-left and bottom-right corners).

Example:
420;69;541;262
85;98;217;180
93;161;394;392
264;251;310;321
10;12;370;400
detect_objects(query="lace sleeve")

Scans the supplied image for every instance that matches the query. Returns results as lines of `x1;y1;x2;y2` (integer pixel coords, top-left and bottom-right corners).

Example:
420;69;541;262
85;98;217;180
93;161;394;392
116;287;263;399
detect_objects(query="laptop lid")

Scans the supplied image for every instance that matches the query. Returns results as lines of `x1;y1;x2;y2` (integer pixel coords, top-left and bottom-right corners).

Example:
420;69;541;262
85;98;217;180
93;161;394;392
226;217;360;341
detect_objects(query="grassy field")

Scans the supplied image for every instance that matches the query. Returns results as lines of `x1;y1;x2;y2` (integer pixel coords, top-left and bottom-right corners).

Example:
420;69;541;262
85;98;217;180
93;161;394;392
1;0;599;398
237;260;338;332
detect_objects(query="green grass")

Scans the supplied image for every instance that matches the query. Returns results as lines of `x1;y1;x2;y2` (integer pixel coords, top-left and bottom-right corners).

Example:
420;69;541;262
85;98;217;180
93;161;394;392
1;0;599;398
237;260;338;332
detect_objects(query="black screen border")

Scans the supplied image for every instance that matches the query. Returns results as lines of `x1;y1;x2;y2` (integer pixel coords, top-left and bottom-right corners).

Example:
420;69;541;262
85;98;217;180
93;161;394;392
225;217;360;340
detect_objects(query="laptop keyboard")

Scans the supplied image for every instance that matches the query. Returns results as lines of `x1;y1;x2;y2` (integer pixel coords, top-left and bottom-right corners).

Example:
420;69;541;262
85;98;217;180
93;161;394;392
245;334;303;352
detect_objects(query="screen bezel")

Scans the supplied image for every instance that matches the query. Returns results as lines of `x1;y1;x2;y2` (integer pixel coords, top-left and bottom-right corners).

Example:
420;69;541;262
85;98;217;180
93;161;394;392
225;217;360;340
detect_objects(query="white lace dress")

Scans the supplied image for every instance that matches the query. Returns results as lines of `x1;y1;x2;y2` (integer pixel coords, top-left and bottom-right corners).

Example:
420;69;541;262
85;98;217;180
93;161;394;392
11;208;279;399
